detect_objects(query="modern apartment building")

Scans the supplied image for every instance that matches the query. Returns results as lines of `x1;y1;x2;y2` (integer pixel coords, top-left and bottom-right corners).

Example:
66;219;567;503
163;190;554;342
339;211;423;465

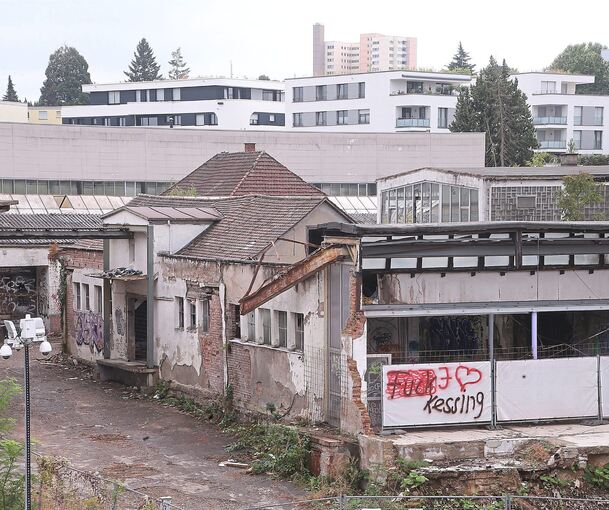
513;72;607;154
312;24;417;76
61;78;286;130
286;70;471;132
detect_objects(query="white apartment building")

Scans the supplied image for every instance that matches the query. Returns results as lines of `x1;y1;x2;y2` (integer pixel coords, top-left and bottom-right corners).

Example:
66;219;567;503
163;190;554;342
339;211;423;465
285;70;471;132
61;78;286;130
312;24;417;76
514;72;606;154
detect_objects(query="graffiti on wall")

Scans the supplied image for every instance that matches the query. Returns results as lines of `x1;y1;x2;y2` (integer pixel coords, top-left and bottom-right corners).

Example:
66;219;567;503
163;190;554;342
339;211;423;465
75;312;104;353
0;270;37;317
382;361;491;427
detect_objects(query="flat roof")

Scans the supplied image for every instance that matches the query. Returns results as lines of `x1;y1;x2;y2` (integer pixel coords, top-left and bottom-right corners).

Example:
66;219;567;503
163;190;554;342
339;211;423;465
285;69;473;81
82;77;284;92
378;165;609;182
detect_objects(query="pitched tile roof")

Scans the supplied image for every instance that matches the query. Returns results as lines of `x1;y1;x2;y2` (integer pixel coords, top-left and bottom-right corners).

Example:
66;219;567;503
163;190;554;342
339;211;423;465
0;214;103;246
162;151;324;198
128;194;344;261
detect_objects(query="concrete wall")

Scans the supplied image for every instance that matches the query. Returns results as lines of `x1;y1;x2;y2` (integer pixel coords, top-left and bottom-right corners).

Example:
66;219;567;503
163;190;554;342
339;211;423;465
0;102;28;123
378;269;609;305
0;123;485;184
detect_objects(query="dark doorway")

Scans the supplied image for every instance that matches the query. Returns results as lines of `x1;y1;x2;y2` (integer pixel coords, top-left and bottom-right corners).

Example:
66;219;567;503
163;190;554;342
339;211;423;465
134;300;147;361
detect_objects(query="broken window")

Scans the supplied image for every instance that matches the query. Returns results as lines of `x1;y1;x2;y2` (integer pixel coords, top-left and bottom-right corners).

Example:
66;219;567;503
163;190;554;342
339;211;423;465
294;313;304;351
82;284;90;311
189;300;197;330
94;285;102;313
175;297;184;329
260;308;271;345
277;311;287;348
201;299;209;333
247;311;255;341
74;283;81;310
231;304;241;339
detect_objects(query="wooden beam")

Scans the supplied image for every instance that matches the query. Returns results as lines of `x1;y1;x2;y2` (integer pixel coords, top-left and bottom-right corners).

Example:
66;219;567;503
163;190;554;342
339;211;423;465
240;246;350;316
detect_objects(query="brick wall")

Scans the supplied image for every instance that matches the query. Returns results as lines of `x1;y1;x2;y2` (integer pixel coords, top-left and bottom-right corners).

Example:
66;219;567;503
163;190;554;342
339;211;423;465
199;291;225;394
227;342;253;407
61;248;104;272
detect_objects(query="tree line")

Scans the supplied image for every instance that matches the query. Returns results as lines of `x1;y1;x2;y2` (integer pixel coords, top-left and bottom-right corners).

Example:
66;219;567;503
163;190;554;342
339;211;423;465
4;40;609;168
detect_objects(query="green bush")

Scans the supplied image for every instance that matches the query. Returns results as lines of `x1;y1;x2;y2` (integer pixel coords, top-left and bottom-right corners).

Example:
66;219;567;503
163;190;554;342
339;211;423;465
579;154;609;166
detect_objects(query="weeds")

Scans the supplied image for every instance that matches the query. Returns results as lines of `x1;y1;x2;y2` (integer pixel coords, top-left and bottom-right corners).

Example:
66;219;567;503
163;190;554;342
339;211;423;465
584;462;609;489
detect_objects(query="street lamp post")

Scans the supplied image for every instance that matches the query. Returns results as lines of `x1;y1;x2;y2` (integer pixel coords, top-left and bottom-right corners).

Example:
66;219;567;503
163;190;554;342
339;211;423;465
2;315;52;510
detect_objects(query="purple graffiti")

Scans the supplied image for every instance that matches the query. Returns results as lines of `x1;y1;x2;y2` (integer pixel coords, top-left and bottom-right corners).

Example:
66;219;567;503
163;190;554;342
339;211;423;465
75;312;104;353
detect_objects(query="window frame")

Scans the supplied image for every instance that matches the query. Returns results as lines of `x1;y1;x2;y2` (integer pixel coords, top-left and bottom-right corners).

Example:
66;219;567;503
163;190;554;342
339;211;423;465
201;299;210;333
176;297;185;330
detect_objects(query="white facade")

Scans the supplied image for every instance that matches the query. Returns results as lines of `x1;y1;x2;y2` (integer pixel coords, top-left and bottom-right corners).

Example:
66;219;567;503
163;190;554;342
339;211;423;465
0;101;28;123
62;78;286;131
286;70;471;133
513;72;607;154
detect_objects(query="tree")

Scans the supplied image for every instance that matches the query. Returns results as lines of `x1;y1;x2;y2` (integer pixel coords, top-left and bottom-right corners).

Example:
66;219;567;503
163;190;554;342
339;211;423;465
556;173;604;220
125;38;163;82
548;43;609;95
168;47;190;80
447;42;475;73
450;57;538;167
2;76;18;102
257;74;270;80
39;46;91;106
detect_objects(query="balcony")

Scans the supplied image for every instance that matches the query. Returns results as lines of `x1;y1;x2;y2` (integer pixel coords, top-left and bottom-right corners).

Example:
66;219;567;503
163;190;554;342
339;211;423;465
533;116;567;125
538;140;566;150
396;118;430;128
390;88;458;97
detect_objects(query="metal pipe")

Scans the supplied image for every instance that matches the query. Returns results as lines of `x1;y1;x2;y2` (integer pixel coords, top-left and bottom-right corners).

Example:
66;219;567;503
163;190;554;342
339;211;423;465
489;313;497;429
24;344;31;510
146;225;154;369
531;311;538;359
103;239;111;359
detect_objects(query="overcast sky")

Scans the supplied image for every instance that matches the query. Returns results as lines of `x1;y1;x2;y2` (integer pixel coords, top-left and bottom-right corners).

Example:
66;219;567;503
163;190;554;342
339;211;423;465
1;0;609;101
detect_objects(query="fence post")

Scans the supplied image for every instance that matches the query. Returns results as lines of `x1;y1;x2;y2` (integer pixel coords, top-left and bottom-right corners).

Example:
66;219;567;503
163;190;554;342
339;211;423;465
160;496;172;510
489;313;497;429
338;494;346;510
598;353;603;422
504;495;512;510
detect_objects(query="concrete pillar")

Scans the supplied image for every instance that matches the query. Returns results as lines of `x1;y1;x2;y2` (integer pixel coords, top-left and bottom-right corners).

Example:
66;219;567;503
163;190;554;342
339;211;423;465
531;311;538;360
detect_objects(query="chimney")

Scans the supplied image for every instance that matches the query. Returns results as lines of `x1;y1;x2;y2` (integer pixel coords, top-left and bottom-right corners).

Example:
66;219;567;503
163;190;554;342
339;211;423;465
244;143;256;153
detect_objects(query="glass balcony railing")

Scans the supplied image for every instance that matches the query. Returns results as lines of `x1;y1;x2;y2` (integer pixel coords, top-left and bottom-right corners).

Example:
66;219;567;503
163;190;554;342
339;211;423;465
533;116;567;125
538;140;567;149
396;118;430;128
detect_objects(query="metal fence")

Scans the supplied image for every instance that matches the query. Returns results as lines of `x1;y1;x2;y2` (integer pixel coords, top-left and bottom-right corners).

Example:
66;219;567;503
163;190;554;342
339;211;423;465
241;494;609;510
33;455;186;510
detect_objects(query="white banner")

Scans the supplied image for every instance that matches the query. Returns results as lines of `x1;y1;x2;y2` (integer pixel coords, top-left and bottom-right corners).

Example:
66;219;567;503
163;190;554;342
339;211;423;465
496;357;598;422
598;357;609;419
382;361;491;427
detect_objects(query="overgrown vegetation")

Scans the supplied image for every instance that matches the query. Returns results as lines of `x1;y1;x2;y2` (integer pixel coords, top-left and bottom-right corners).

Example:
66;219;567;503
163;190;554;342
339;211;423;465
579;154;609;166
527;152;559;167
584;462;609;489
165;185;198;197
0;378;23;510
556;172;604;220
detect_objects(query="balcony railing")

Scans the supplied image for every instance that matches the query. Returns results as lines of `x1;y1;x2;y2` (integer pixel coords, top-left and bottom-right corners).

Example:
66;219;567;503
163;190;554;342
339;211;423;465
396;118;430;128
390;89;458;96
533;116;567;125
538;140;566;149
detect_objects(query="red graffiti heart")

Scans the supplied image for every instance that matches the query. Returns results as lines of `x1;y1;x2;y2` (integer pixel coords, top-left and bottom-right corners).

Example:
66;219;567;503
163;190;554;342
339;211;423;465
455;366;482;392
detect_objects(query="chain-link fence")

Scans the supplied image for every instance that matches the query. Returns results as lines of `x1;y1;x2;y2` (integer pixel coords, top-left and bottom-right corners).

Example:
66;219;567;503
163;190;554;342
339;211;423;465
241;494;609;510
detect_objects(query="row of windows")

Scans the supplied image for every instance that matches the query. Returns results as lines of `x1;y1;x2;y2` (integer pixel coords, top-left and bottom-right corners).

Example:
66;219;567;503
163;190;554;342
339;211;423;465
73;282;103;313
293;109;369;127
381;182;480;224
175;297;210;333
0;179;170;196
293;82;365;102
64;112;218;127
104;87;283;105
311;182;377;197
244;309;304;351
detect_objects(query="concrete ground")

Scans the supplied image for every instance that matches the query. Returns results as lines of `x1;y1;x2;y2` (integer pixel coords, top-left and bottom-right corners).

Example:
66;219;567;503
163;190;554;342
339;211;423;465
1;348;303;510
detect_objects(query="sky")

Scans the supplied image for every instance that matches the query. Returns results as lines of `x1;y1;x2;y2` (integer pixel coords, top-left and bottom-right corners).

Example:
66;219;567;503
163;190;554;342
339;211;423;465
1;0;609;101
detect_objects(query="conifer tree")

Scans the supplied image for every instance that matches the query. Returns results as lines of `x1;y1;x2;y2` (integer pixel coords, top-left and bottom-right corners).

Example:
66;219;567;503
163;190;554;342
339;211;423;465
2;76;19;102
168;47;190;80
450;57;538;167
447;42;475;73
125;38;163;82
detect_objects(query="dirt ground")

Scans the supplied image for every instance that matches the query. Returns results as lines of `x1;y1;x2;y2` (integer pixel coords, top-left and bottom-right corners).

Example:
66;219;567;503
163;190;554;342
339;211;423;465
1;348;304;509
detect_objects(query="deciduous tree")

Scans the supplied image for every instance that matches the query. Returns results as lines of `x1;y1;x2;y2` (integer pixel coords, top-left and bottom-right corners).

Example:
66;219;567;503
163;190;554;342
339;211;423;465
548;43;609;95
556;173;604;220
39;46;91;105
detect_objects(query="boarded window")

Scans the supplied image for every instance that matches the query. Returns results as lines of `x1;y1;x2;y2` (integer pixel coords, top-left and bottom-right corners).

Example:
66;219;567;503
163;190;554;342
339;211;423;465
517;196;536;209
